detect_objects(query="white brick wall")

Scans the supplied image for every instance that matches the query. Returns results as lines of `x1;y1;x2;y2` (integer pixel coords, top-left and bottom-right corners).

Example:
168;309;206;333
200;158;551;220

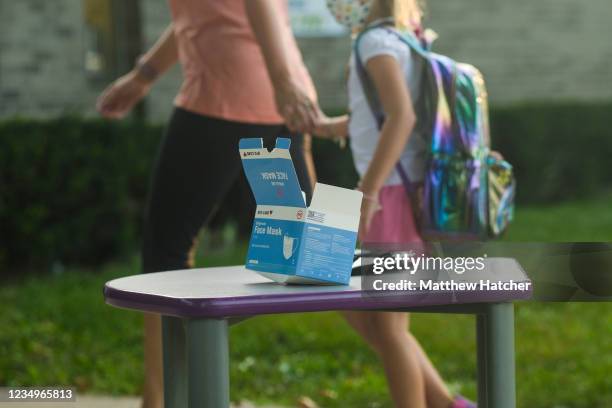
1;0;611;120
0;0;98;117
426;0;612;103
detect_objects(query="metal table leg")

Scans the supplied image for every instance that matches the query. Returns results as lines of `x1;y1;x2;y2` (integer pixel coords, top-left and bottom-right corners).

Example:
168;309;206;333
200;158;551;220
185;318;230;408
163;306;515;408
476;302;516;408
476;312;488;406
162;316;187;408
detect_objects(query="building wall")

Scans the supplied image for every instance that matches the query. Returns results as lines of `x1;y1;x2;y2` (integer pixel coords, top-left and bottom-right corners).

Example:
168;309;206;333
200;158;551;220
1;0;611;120
0;0;97;118
302;0;612;110
426;0;612;104
298;36;351;112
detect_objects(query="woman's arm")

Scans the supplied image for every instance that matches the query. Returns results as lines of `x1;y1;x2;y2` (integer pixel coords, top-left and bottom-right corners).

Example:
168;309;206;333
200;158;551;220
96;24;178;119
137;23;179;79
244;0;319;132
358;55;416;234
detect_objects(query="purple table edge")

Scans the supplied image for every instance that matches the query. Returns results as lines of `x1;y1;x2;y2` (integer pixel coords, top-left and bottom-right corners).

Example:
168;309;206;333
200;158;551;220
104;259;531;408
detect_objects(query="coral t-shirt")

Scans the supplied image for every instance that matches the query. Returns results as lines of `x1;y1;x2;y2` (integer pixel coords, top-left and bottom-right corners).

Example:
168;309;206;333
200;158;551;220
168;0;316;125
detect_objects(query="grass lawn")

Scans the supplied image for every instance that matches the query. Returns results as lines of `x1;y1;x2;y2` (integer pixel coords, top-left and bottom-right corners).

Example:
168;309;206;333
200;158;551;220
1;194;611;407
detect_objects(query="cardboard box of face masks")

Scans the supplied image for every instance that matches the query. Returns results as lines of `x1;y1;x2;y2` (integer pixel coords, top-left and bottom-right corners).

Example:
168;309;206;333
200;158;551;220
240;137;362;285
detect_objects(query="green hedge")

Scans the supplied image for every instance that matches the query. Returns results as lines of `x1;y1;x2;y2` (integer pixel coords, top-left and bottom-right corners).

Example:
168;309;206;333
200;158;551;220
490;101;612;203
1;102;611;271
0;118;159;273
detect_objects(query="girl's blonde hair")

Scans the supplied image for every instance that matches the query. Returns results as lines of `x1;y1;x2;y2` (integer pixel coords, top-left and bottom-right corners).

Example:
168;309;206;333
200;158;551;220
376;0;425;30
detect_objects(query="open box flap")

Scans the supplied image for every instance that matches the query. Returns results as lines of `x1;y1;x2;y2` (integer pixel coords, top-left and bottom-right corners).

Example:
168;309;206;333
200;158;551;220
306;183;363;233
240;138;306;208
309;183;362;216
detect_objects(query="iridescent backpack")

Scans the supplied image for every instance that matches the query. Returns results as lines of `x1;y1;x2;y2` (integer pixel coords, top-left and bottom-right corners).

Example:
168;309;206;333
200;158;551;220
355;25;515;240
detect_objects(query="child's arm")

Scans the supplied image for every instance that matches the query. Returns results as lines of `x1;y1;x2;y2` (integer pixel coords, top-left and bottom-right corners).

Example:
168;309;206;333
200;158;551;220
314;114;349;139
361;55;416;193
359;55;417;233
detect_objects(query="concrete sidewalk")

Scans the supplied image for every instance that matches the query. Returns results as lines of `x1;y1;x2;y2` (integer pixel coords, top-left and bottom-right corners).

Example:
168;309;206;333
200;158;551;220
0;395;287;408
0;395;139;408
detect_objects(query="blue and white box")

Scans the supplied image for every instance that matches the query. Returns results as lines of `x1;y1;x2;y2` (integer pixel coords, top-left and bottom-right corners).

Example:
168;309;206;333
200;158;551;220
240;137;362;285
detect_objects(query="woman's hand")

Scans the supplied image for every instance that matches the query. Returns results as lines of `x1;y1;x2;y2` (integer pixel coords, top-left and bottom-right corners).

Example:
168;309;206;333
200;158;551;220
273;77;320;134
358;192;382;241
96;70;152;119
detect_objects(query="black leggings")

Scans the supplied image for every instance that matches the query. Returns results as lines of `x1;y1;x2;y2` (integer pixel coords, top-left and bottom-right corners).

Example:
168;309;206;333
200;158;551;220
142;108;313;273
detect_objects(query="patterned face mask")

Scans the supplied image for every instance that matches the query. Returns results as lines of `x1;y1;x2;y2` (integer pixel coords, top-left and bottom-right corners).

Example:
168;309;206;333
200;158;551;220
326;0;375;32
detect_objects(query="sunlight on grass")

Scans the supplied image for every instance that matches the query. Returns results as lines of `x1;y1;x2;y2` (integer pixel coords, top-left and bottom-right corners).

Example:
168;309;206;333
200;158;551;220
505;192;612;241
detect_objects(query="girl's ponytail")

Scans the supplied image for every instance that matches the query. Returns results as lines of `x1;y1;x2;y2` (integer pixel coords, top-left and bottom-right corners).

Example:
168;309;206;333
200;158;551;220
387;0;425;31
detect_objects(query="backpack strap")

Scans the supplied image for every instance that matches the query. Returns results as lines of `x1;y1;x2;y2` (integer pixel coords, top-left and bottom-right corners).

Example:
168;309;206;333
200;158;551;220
354;25;429;195
354;25;388;130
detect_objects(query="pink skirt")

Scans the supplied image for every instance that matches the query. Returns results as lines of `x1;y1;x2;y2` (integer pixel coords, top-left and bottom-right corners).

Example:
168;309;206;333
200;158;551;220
362;184;423;245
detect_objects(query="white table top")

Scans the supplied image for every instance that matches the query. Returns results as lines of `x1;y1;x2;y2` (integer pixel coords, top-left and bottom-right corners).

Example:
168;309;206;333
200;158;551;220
104;258;531;318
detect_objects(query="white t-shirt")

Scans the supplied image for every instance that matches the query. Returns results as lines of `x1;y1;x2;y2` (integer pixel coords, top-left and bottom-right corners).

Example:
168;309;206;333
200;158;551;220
348;27;428;185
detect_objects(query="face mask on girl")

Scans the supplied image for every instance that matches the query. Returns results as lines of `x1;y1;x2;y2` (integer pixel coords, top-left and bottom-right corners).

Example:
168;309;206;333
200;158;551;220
326;0;375;32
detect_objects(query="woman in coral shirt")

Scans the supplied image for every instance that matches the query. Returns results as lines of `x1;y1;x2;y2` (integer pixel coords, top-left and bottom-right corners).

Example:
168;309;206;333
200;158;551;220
97;1;320;406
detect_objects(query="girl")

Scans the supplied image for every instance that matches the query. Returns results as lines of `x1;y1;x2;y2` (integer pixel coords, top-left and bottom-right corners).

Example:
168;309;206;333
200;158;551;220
316;0;476;407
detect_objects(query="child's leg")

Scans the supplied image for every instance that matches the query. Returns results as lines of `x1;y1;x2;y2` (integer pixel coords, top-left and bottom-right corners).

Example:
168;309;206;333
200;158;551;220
343;311;426;408
343;311;454;408
406;327;454;408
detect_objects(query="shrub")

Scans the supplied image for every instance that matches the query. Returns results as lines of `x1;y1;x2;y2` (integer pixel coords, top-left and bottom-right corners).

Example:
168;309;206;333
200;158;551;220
312;137;359;189
1;101;611;271
0;118;160;273
490;101;612;203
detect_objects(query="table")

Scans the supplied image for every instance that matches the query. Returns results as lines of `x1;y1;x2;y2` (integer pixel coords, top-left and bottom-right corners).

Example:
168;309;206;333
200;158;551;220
104;258;531;408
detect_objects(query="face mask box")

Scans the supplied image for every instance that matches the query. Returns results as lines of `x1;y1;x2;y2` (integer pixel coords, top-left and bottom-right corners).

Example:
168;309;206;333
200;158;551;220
240;137;362;285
